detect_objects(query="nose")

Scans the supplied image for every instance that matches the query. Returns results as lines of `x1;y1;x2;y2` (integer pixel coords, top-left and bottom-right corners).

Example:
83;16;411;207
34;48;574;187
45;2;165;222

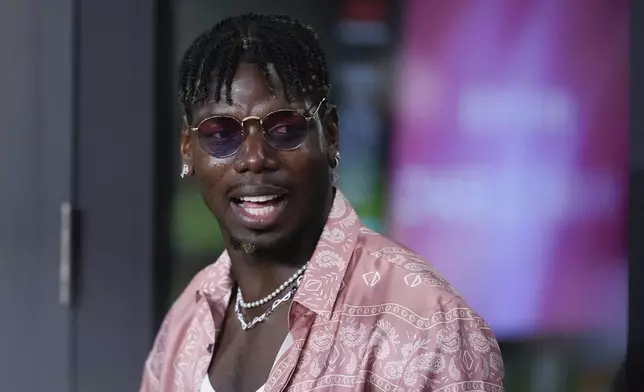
233;124;279;174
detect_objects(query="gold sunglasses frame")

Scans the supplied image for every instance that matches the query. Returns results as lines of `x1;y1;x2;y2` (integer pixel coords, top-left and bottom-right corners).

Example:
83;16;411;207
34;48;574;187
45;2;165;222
184;98;326;158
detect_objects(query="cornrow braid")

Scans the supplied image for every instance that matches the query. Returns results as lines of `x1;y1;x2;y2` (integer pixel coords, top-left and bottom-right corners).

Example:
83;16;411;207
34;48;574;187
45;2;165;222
178;13;331;119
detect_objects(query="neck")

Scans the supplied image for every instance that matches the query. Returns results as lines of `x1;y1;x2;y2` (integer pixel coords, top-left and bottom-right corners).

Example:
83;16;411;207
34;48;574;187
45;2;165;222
226;188;335;302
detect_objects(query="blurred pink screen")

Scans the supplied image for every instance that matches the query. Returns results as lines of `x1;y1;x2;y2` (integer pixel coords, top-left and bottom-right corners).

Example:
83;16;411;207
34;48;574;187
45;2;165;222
389;0;628;338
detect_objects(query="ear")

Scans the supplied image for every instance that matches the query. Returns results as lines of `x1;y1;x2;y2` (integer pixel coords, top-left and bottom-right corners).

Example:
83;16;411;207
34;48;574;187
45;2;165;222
323;105;339;164
180;115;194;174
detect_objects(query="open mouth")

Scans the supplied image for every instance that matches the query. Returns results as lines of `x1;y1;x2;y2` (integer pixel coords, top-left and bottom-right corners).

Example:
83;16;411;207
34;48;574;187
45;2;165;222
230;194;288;229
232;194;286;217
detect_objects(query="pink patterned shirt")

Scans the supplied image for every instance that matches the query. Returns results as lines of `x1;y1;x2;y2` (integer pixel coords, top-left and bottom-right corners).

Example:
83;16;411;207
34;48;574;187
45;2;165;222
140;191;504;392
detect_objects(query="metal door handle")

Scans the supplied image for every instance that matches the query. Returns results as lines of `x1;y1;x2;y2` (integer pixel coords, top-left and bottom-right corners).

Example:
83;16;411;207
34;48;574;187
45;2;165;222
59;201;73;306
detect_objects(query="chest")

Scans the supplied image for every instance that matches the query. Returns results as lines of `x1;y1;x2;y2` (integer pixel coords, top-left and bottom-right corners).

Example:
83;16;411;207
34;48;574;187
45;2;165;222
207;304;292;392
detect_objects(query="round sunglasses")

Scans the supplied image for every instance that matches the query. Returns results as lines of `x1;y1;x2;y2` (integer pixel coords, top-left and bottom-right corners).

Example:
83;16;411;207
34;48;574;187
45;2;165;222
186;98;326;158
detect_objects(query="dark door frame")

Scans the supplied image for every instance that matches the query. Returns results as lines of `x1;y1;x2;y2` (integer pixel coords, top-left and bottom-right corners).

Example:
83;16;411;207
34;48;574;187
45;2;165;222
73;0;170;390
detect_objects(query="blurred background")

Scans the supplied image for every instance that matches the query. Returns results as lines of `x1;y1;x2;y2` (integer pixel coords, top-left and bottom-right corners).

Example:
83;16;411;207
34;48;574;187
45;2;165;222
0;0;636;391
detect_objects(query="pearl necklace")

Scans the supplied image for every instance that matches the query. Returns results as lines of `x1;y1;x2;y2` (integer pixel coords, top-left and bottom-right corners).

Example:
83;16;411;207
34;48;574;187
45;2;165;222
237;263;308;309
235;275;304;330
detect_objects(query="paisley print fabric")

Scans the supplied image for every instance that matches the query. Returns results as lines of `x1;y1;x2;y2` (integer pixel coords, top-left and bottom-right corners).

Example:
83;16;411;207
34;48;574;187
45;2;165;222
140;190;504;392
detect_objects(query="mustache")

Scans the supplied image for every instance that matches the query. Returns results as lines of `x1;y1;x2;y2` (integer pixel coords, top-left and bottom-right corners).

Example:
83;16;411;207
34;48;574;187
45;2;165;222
225;178;289;199
226;177;287;190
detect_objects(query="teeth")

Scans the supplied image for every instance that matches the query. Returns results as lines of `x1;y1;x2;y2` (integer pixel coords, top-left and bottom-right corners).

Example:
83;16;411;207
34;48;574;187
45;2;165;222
243;205;276;217
239;195;280;203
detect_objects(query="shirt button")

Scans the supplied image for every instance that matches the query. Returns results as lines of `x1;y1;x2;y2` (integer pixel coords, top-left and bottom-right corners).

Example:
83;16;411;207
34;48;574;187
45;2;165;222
207;343;214;353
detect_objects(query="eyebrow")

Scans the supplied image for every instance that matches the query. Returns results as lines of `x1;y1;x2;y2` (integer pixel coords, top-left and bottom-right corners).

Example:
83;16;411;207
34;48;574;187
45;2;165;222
203;98;244;107
192;102;307;124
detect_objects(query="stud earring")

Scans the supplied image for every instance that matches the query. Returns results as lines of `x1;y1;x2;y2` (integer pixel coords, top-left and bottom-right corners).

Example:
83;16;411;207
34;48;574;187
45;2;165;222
180;164;190;178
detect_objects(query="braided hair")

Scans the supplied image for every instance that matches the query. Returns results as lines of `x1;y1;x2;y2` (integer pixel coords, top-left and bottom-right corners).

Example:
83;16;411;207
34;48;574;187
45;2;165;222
178;13;331;120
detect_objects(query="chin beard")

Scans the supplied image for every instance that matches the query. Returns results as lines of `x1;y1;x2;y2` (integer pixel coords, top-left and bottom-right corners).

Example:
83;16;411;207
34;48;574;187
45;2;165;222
229;234;300;264
230;235;284;253
231;241;256;254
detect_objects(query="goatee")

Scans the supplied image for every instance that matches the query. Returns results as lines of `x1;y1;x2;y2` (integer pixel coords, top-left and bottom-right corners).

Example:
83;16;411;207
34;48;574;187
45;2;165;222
240;242;255;254
231;239;256;254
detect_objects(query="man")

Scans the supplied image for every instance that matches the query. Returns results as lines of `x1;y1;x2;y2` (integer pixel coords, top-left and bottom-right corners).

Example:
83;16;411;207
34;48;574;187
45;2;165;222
140;13;504;392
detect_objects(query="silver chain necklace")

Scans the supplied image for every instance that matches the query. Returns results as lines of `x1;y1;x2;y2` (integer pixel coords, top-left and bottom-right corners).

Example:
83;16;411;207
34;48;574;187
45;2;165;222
238;263;308;309
234;275;304;330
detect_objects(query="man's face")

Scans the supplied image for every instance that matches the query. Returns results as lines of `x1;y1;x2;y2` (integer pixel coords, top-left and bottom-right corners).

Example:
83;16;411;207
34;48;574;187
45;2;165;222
181;63;338;251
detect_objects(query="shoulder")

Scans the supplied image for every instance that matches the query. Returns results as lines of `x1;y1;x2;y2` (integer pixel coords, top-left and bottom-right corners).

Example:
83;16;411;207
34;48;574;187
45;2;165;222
340;229;505;389
350;229;497;334
350;228;459;310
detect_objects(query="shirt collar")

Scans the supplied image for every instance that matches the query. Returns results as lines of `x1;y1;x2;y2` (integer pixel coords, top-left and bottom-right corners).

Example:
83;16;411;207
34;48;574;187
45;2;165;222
199;189;361;320
292;190;361;319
